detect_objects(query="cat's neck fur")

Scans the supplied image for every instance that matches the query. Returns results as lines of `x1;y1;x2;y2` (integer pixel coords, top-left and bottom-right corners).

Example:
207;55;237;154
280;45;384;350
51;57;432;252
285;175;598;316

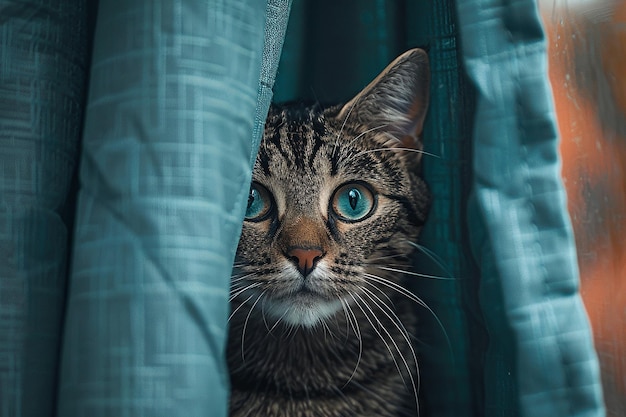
228;289;418;417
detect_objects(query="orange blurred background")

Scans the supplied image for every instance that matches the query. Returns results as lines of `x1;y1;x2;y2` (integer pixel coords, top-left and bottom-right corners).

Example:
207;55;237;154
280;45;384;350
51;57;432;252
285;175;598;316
542;0;626;414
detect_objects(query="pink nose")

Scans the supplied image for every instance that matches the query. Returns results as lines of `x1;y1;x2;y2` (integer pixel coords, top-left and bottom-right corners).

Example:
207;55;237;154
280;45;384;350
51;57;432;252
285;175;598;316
286;247;324;277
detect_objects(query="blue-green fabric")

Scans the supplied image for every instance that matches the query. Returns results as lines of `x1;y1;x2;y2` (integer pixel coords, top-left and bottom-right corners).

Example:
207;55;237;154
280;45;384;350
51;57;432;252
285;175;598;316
56;1;291;416
275;1;605;416
456;1;605;416
1;0;606;416
0;2;93;416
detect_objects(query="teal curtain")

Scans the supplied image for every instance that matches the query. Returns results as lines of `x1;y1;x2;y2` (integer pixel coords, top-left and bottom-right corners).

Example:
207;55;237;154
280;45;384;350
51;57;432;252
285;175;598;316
0;2;94;416
457;1;605;416
1;1;290;416
275;1;604;417
0;0;604;416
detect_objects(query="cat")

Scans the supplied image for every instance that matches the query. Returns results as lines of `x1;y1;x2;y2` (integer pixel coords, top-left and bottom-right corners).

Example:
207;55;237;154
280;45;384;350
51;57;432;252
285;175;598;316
228;48;431;417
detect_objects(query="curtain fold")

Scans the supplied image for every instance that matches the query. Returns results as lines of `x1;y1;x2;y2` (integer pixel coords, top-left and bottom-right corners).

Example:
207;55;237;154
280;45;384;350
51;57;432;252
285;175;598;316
275;1;605;416
0;2;93;416
0;0;606;416
456;0;605;416
56;1;290;416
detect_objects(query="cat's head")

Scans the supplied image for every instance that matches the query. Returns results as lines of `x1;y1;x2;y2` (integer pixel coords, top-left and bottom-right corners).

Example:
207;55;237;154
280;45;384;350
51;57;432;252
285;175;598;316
233;49;430;328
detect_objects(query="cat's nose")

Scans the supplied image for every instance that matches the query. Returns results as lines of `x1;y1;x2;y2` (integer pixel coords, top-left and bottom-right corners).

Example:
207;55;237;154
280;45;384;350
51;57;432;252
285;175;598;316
286;247;324;277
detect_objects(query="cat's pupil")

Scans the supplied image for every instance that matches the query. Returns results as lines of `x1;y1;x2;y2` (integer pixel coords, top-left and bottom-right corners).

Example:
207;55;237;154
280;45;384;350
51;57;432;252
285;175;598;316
331;184;374;222
348;189;360;210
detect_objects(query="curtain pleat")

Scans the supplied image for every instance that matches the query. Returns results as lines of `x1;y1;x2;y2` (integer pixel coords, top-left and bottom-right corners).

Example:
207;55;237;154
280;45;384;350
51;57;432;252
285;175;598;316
56;1;290;416
456;0;605;416
274;1;604;416
0;0;605;416
0;2;93;416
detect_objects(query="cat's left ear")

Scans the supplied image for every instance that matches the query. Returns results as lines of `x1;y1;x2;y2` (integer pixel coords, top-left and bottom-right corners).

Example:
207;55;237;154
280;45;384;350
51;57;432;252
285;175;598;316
337;48;430;149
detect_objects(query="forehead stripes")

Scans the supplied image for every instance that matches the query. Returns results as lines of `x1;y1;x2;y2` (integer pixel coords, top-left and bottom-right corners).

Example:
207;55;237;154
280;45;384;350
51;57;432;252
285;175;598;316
256;103;410;190
258;105;327;175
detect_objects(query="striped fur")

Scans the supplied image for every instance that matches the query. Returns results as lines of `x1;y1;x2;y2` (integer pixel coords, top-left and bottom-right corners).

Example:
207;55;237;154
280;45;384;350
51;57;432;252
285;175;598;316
229;49;431;417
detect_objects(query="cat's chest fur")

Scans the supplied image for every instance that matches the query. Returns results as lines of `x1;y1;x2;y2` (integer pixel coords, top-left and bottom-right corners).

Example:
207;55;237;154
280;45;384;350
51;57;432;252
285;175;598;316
228;293;418;417
228;49;431;417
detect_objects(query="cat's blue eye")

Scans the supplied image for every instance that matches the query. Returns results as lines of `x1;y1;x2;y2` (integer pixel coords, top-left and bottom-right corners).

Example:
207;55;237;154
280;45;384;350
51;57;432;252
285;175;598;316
331;183;376;222
245;183;273;221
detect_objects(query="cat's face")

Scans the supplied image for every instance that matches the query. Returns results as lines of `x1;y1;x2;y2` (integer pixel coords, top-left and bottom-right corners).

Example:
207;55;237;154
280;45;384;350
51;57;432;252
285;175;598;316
232;49;430;328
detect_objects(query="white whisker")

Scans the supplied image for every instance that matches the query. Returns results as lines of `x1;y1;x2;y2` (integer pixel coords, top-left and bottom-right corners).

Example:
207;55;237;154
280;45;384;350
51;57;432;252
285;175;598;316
321;318;335;342
353;147;440;160
345;124;389;149
352;292;413;396
406;241;456;279
228;293;256;323
281;307;297;339
375;265;456;281
261;296;272;333
367;253;407;263
363;280;394;306
241;290;266;362
268;305;291;334
340;299;363;388
335;97;360;148
363;272;452;357
360;286;421;403
350;294;404;382
229;281;262;302
230;272;258;284
363;273;428;308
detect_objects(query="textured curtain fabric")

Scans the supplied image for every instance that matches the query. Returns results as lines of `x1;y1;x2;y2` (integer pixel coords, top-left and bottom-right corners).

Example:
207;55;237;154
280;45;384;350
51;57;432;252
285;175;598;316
1;1;291;416
56;1;291;416
0;2;94;416
275;1;604;416
1;0;605;416
456;1;605;416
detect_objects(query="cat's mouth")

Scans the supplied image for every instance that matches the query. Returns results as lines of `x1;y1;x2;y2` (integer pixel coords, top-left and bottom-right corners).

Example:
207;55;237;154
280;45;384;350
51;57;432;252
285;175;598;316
285;283;338;305
231;262;348;328
272;278;334;308
265;293;344;328
264;269;345;328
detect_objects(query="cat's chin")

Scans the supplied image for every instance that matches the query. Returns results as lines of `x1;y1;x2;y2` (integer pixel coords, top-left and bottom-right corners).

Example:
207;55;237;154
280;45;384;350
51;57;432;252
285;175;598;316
265;294;344;328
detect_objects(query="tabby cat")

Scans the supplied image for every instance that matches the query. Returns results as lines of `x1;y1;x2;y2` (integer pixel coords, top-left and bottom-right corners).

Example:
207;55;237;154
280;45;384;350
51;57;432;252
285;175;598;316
228;49;431;417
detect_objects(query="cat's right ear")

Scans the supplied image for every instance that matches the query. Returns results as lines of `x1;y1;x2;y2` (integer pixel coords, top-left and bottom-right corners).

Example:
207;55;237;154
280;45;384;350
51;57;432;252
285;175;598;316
337;48;430;150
